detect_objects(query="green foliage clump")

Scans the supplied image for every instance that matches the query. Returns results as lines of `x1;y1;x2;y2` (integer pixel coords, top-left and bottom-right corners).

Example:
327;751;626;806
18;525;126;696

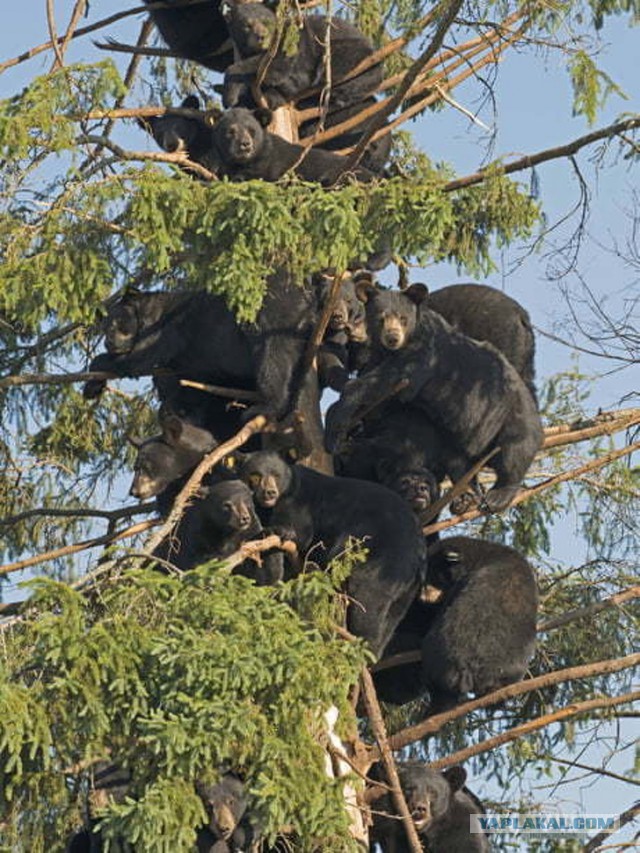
0;563;368;851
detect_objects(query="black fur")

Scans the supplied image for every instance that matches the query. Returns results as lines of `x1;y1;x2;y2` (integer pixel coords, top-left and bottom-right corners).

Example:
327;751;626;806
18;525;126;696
421;536;538;710
325;286;543;513
195;774;255;852
370;762;490;852
426;282;537;399
223;4;383;111
143;0;234;72
212;107;375;185
240;451;425;656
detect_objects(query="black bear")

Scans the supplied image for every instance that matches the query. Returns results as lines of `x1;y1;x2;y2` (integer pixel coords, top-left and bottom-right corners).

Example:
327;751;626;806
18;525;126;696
65;764;133;852
143;0;234;72
370;596;438;706
176;479;285;580
425;282;537;399
315;271;371;391
369;762;490;852
421;536;539;710
83;274;324;453
335;405;448;518
128;412;218;509
222;4;383;111
325;284;543;513
211;107;375;186
195;773;255;852
141;95;221;177
298;96;392;176
239;450;426;656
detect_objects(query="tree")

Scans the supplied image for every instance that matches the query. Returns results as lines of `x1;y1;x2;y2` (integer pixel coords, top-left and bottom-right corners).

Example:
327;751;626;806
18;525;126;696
0;1;638;851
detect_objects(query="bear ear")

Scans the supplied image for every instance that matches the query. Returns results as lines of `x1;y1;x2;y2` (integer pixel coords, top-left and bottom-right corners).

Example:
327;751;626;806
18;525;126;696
405;282;429;305
181;95;201;110
160;412;184;447
253;107;273;129
443;766;467;793
221;450;247;471
355;278;378;304
204;107;223;128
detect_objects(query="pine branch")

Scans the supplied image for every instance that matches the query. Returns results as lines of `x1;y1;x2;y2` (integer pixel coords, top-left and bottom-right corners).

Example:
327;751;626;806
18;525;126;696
366;653;640;758
582;802;640;852
360;667;423;853
428;691;640;770
443;117;640;192
0;519;158;578
0;502;155;528
538;585;640;632
423;440;640;537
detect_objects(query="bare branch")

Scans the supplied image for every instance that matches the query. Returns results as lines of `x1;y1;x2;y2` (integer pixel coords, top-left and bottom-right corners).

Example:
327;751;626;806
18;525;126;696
582;802;640;852
428;691;640;770
0;519;158;578
360;667;423;853
443;117;640;193
365;653;640;758
550;756;640;788
76;134;217;181
142;416;269;558
0;502;155;528
538;585;640;633
423;440;640;537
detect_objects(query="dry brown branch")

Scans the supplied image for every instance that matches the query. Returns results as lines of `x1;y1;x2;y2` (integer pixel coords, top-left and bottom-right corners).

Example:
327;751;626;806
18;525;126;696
0;519;158;578
538;586;640;633
0;502;155;528
54;0;88;71
582;802;640;852
418;448;499;525
366;653;640;758
543;409;640;447
340;0;466;172
443;117;640;192
423;440;640;537
143;416;269;558
0;4;160;73
428;691;640;770
76;134;217;180
220;534;298;572
46;0;65;70
301;271;346;376
360;667;423;853
179;379;260;402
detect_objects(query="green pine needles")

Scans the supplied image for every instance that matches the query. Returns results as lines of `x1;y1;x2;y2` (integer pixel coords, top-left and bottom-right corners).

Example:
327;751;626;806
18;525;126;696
0;558;369;851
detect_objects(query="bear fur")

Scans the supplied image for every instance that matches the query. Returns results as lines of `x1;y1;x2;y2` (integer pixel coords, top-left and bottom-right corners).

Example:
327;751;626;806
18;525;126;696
239;450;426;656
222;4;383;111
370;762;490;852
421;536;539;710
325;284;543;513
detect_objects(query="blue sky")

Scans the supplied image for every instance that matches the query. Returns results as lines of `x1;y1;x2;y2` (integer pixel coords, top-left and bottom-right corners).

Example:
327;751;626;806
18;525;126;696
2;3;638;849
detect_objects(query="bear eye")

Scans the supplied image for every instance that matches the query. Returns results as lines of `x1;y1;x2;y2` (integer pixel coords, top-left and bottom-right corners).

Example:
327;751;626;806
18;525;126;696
400;316;408;326
248;473;261;486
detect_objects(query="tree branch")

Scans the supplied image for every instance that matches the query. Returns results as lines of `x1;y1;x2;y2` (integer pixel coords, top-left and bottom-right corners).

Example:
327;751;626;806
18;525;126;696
76;135;217;181
0;502;155;528
582;802;640;852
550;756;640;788
142;416;269;558
340;0;466;172
360;667;423;853
538;585;640;633
366;653;640;758
443;117;640;193
0;519;158;578
423;440;640;537
428;691;640;770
